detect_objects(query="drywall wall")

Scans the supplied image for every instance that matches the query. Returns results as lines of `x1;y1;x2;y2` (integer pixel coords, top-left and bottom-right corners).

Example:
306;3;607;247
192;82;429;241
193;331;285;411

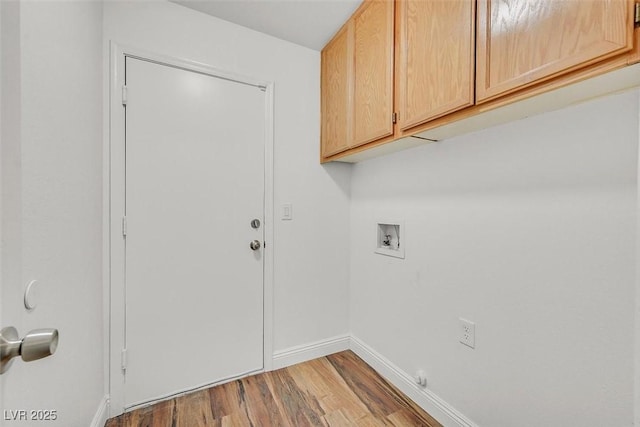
0;1;104;426
636;92;640;427
0;1;22;423
350;90;639;427
103;0;350;359
0;2;20;422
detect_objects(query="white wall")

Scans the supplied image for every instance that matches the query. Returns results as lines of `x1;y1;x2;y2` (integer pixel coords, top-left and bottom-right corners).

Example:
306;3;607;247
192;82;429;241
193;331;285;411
0;1;23;421
103;0;350;356
350;90;639;427
0;1;104;426
0;0;22;349
7;3;634;426
636;92;640;426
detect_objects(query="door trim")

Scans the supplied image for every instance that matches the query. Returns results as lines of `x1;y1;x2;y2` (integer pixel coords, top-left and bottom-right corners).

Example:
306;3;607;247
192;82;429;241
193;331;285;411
106;42;275;416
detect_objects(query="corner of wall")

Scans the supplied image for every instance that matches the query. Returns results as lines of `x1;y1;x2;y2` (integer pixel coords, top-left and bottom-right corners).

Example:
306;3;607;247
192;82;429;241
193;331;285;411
349;336;476;427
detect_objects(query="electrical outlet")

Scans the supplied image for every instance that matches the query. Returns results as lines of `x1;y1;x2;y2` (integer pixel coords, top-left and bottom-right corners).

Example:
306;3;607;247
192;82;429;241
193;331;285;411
459;318;475;348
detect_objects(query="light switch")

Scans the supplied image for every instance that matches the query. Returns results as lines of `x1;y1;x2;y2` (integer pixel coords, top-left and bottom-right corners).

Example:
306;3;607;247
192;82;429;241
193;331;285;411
282;203;293;220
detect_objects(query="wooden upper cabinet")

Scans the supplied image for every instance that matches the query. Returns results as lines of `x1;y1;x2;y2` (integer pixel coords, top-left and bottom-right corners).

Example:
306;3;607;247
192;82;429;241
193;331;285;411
476;0;635;103
321;24;353;158
396;0;475;131
352;0;395;147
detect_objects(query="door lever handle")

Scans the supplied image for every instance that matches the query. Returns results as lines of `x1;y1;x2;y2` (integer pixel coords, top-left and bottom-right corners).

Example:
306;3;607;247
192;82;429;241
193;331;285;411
0;327;59;374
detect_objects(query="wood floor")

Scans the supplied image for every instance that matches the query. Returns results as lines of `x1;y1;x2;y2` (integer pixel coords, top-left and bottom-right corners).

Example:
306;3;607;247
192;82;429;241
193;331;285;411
105;350;442;427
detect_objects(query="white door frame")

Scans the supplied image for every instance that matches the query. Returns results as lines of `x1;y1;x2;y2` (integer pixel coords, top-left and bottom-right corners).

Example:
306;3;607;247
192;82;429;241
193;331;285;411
106;42;275;416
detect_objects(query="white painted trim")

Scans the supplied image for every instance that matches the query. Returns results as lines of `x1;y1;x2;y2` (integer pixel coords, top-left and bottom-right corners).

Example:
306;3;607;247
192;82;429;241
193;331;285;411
107;42;275;417
90;396;110;427
272;334;351;370
101;38;113;418
263;81;275;372
350;336;477;427
108;41;126;417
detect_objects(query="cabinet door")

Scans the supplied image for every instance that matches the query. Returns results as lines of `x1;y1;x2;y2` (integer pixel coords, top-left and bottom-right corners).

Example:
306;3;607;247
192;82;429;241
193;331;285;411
477;0;634;103
321;24;352;158
396;0;475;131
352;0;395;147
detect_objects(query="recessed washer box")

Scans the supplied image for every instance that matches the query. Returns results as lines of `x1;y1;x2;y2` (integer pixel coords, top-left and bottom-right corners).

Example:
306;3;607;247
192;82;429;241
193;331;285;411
375;221;404;259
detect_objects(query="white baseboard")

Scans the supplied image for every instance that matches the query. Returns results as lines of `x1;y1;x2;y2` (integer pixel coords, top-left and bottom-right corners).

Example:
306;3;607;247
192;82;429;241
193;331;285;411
272;334;350;370
350;336;477;427
90;395;110;427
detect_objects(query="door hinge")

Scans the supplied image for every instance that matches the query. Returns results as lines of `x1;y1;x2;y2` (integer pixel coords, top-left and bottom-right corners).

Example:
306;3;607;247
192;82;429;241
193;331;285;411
121;348;127;372
122;85;128;106
635;2;640;26
122;216;127;238
392;112;398;124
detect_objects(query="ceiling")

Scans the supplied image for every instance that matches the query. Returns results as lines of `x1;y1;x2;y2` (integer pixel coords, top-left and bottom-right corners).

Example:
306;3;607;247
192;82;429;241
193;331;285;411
171;0;361;51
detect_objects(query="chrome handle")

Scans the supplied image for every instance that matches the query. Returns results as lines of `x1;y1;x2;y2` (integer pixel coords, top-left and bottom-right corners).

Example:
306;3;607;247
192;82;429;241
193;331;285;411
0;327;59;374
21;329;59;362
250;240;261;251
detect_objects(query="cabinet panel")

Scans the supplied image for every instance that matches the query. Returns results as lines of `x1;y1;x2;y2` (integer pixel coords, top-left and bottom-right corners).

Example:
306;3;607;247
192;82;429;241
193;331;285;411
397;0;475;131
321;24;352;158
352;0;395;147
477;0;634;102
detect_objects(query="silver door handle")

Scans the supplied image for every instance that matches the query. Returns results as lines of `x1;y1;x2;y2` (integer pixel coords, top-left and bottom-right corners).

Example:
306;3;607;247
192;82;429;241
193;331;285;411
250;240;261;250
0;327;59;374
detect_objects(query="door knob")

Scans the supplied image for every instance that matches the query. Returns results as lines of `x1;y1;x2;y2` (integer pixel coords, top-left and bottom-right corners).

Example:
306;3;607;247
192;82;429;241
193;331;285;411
0;327;59;374
250;240;261;250
21;329;59;362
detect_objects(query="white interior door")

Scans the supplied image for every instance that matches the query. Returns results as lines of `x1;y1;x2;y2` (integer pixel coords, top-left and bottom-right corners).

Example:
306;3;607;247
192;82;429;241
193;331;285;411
124;57;265;407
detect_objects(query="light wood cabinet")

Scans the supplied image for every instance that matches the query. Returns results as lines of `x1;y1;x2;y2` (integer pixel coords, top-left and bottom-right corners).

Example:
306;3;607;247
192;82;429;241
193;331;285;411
321;0;639;162
396;0;475;131
352;0;395;147
321;24;352;158
476;0;635;103
320;0;394;159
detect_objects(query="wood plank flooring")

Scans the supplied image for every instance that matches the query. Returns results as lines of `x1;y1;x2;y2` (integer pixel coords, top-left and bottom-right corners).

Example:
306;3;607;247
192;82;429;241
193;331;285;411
105;350;442;427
